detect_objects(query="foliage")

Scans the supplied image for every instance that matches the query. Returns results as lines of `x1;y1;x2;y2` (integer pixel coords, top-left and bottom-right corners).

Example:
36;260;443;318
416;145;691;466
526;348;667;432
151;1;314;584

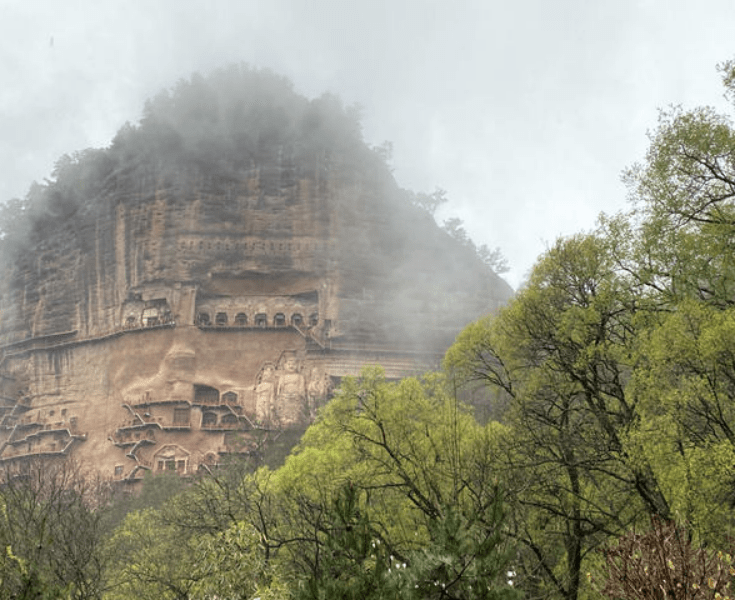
102;461;283;600
188;520;287;600
388;499;521;600
477;243;511;275
125;64;368;179
268;369;519;599
103;506;198;600
98;371;520;600
442;216;510;274
408;186;449;216
291;483;394;600
0;460;109;600
444;64;734;600
448;232;662;600
101;471;187;534
597;519;734;600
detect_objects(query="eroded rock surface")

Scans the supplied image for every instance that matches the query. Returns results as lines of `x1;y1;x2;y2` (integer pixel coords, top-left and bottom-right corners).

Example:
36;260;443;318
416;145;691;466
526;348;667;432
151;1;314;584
0;69;512;478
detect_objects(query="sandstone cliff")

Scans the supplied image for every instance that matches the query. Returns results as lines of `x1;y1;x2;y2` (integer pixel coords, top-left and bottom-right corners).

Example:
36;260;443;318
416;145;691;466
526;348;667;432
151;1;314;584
0;65;512;478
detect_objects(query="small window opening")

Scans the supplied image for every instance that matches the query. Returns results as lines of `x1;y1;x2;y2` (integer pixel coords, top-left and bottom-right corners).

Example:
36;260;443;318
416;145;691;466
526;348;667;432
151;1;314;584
215;312;228;327
194;385;220;405
291;313;304;327
197;312;211;327
255;313;268;328
274;313;286;327
235;313;248;326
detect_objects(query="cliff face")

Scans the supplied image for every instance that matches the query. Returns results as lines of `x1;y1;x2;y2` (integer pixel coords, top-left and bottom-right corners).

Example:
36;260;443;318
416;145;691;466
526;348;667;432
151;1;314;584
0;67;512;479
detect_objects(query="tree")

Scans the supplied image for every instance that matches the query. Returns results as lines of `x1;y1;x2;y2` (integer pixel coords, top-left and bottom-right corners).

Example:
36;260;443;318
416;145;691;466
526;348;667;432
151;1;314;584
477;244;510;275
603;60;734;549
103;506;199;600
0;460;110;600
443;217;472;248
188;520;288;600
409;187;449;216
103;462;283;600
101;470;187;534
290;483;394;600
263;368;520;599
442;216;510;275
447;233;666;600
444;62;734;600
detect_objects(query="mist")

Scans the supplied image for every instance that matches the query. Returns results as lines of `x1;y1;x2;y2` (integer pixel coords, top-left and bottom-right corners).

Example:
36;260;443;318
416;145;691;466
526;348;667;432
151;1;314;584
0;65;512;358
1;0;732;288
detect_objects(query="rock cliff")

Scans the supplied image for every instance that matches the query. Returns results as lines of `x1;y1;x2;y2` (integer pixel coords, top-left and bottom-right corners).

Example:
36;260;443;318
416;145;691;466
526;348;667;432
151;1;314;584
0;66;512;479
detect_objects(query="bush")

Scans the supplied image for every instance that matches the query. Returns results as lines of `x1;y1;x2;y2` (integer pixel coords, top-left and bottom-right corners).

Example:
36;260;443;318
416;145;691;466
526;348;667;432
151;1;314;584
597;519;734;600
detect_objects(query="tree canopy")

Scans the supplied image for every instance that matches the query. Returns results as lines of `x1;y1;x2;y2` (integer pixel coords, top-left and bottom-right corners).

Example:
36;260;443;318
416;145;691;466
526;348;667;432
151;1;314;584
445;60;734;600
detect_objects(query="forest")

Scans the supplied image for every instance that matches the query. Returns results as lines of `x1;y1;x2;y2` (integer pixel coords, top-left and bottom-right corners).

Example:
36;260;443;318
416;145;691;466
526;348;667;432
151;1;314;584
0;62;732;599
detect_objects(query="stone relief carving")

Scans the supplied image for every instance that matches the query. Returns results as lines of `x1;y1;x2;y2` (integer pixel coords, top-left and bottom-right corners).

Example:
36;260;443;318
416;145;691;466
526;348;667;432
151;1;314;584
254;362;276;425
274;352;307;428
252;355;332;429
306;366;332;421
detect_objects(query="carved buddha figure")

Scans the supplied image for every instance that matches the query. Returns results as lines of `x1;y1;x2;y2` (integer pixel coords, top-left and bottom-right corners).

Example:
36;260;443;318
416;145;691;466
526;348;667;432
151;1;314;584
275;353;306;428
306;366;330;420
254;362;276;426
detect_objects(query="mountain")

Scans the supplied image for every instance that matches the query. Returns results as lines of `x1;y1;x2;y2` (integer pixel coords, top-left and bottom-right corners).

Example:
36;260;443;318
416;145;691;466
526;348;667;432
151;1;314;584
0;65;512;478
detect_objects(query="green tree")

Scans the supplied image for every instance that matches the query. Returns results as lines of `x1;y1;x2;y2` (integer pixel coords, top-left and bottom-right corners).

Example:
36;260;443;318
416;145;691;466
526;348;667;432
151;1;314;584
291;483;393;600
408;187;449;216
263;369;520;599
477;244;511;275
0;460;109;600
103;506;198;600
603;60;734;549
447;233;663;600
103;463;284;600
101;471;186;534
188;520;288;600
444;62;734;600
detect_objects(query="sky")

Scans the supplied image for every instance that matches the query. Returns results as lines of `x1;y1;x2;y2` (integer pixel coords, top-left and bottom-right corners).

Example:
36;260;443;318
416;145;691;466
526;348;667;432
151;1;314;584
0;0;733;289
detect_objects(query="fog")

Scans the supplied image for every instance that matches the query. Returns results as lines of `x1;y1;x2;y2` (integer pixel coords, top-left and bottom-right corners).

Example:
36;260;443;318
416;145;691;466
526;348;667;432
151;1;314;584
0;66;514;354
0;0;733;288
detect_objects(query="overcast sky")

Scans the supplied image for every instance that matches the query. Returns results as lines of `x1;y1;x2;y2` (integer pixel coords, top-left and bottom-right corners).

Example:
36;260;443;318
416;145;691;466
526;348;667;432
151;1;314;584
1;0;733;288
